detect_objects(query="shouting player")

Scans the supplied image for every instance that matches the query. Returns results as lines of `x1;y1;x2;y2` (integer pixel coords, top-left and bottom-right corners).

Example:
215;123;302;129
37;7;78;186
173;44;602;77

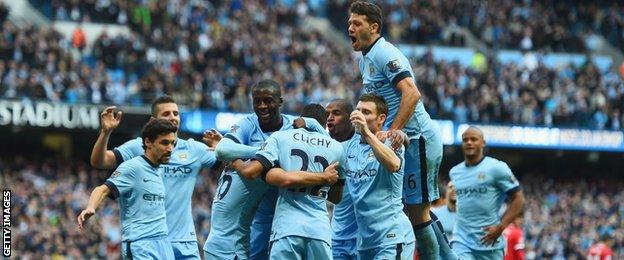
347;2;454;259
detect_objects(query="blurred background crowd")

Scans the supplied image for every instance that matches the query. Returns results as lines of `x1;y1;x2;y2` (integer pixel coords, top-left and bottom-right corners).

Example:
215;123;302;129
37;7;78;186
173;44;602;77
1;0;623;259
4;153;622;259
1;0;623;130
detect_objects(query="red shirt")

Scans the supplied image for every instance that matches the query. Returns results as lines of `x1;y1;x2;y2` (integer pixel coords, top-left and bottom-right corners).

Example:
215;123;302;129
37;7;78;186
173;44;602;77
588;243;613;260
503;223;525;260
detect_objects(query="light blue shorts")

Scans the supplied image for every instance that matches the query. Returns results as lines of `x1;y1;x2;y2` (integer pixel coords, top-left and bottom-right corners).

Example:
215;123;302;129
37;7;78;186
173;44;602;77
332;238;357;260
403;135;442;204
121;237;174;260
357;241;415;260
269;236;331;260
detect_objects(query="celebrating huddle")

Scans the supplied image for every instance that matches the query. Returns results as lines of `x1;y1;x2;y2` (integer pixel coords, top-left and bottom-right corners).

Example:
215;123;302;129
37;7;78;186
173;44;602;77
77;1;524;260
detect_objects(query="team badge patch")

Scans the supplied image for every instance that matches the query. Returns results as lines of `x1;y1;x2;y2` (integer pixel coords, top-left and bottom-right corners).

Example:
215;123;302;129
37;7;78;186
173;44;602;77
260;142;268;151
111;171;121;178
179;152;188;162
230;124;239;133
386;59;402;73
477;172;486;181
369;62;375;74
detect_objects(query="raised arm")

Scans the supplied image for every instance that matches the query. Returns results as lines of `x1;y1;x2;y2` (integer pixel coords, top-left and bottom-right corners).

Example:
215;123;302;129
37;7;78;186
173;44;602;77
90;106;122;169
77;184;111;230
351;111;401;172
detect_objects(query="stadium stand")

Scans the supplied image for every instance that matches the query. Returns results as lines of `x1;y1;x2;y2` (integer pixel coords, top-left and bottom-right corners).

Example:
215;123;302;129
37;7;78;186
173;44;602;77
1;1;623;258
4;153;622;259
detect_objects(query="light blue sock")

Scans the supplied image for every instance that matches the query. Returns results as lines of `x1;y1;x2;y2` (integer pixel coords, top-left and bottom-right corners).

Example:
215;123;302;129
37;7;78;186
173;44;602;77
430;211;458;260
414;220;440;260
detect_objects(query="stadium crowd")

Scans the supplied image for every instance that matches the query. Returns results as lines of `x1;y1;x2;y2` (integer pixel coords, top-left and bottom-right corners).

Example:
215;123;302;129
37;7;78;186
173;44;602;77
2;16;623;130
327;0;624;52
4;154;621;259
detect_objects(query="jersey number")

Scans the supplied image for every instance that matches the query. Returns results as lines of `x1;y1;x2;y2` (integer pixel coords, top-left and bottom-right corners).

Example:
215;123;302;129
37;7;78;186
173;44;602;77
217;173;233;200
288;148;329;197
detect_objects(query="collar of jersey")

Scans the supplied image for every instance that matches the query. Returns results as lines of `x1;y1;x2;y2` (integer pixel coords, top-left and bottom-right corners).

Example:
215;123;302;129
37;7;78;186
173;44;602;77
362;36;383;56
464;156;486;167
141;155;159;168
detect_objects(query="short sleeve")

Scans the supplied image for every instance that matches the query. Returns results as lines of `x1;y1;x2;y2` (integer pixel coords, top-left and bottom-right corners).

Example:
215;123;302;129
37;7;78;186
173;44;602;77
374;45;413;87
112;137;144;166
223;116;254;144
254;134;280;173
190;139;218;170
493;162;520;193
105;162;137;200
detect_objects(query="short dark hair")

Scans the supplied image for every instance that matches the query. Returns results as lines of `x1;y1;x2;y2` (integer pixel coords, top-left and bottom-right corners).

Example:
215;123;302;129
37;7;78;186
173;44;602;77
349;1;383;33
141;118;177;149
358;93;388;116
151;96;176;116
301;103;328;127
329;98;354;115
252;79;282;99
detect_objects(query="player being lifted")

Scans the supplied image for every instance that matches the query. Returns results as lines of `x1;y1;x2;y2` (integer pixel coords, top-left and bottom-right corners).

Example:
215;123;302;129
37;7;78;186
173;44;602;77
78;119;177;259
449;126;525;259
90;96;220;259
347;1;455;259
225;103;345;259
203;80;327;259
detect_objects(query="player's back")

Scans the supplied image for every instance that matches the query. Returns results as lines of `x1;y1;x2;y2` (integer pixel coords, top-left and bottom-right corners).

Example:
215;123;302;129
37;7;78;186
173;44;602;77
205;167;267;257
258;128;343;244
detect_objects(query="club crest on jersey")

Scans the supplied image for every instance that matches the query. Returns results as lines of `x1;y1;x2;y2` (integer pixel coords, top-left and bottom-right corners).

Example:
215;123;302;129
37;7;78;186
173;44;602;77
368;62;375;74
367;151;375;159
386;59;402;73
477;172;486;182
111;171;121;178
260;142;268;151
178;152;188;162
230;124;239;133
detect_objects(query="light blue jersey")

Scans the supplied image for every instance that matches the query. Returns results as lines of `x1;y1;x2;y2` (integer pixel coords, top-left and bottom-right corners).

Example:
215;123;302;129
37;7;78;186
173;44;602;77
431;205;457;240
358;36;442;204
205;114;326;258
114;137;218;242
343;134;414;251
359;37;436;139
105;155;168;242
449;156;520;251
255;128;344;245
332;133;359;260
